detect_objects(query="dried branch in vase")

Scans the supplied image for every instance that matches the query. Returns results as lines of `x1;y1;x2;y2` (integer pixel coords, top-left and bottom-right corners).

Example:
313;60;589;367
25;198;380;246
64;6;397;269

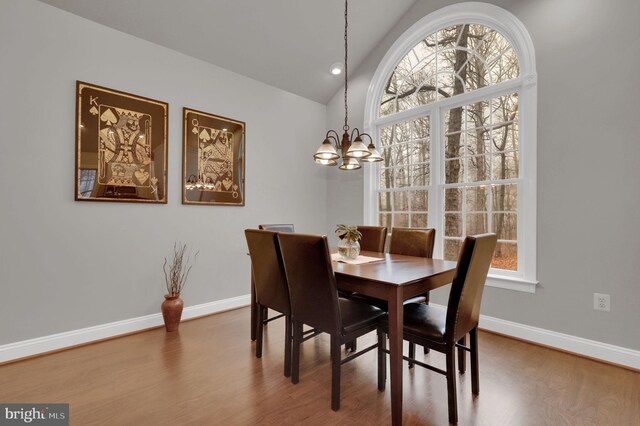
163;242;199;296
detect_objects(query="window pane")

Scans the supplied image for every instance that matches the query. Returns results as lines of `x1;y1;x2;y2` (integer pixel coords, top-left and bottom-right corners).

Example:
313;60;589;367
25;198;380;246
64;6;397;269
465;101;490;130
393;191;409;211
492;184;517;211
409;142;430;165
378;191;391;212
444;238;462;261
411;213;428;228
394;166;411;188
445;213;462;237
380;168;393;189
379;213;391;228
394;213;409;227
409;190;428;211
465;129;490;156
466;155;490;182
445;159;464;183
492;151;519;180
380;126;393;146
445;107;464;134
411;117;430;140
493;213;517;240
492;93;519;125
492;242;517;271
444;188;462;212
491;123;518;152
466;213;488;235
445;133;463;159
411;164;430;186
465;186;488;212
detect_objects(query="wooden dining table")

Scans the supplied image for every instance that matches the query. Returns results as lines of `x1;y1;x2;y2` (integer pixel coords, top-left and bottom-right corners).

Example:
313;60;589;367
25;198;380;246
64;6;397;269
249;250;457;426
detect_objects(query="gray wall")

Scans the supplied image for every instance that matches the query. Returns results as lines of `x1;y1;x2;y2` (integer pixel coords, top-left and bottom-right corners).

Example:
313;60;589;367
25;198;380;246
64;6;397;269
326;0;640;350
0;0;328;345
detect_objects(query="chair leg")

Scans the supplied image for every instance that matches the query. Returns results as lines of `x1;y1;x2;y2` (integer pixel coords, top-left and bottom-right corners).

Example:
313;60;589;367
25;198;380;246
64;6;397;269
330;335;341;411
284;315;292;378
256;304;264;358
446;347;458;424
423;293;430;354
408;342;415;369
458;334;466;374
377;330;386;391
291;321;303;384
262;306;268;324
470;327;479;395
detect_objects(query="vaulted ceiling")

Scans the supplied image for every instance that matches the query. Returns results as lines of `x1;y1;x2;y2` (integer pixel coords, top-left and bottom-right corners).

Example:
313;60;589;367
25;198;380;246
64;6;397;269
38;0;417;104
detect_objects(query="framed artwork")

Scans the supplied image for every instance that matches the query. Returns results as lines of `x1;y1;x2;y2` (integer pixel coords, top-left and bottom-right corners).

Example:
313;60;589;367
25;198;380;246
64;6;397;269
182;108;245;206
75;81;168;203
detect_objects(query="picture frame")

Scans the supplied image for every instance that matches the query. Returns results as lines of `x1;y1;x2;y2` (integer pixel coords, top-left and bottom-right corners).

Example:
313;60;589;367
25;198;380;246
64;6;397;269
182;108;245;206
75;81;168;203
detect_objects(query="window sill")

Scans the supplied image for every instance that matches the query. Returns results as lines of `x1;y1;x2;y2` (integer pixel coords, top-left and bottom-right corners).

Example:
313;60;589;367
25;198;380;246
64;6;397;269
486;275;538;293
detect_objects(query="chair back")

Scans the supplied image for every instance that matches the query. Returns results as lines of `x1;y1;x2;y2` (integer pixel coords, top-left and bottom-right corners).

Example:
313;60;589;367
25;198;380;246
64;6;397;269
259;224;295;233
245;229;290;316
357;226;387;253
278;233;341;335
445;233;497;342
389;227;436;258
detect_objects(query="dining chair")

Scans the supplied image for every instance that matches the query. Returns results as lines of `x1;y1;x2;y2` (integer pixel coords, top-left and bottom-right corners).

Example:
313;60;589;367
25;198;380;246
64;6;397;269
389;227;437;362
245;229;292;377
378;233;497;424
348;227;436;355
277;232;385;411
357;225;387;253
259;223;295;233
257;224;294;326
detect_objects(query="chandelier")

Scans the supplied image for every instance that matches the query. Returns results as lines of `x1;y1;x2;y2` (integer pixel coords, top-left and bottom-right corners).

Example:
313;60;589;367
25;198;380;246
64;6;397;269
313;0;383;170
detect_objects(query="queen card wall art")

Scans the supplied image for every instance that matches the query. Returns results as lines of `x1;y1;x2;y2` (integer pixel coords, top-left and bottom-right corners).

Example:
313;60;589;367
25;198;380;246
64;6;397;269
182;108;245;206
75;81;168;203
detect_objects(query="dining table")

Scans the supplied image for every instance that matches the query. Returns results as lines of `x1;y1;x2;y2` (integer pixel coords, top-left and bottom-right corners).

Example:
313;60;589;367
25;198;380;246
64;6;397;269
249;249;457;426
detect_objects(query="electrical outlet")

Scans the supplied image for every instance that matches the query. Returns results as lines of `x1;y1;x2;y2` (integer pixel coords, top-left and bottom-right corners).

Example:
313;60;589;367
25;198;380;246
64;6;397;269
593;293;610;312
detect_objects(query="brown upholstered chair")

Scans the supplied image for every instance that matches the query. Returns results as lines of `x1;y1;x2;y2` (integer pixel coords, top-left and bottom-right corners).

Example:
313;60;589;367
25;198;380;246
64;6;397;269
256;224;294;327
378;233;497;424
277;232;385;411
245;229;292;377
389;226;435;258
259;224;295;233
389;227;437;361
357;225;387;253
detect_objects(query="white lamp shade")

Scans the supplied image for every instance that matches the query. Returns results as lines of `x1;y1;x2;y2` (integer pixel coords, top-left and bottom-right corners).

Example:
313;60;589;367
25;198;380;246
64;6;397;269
314;139;339;160
339;157;361;170
361;144;383;162
346;136;372;158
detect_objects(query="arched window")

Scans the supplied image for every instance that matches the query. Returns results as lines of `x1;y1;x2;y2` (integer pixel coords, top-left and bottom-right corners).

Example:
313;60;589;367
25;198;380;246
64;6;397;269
364;3;537;291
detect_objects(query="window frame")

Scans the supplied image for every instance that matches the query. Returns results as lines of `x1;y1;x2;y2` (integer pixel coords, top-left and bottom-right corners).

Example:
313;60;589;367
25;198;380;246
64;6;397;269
363;3;538;292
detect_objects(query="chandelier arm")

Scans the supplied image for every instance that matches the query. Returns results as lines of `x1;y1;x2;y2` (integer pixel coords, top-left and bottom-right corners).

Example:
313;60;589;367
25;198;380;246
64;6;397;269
325;130;342;147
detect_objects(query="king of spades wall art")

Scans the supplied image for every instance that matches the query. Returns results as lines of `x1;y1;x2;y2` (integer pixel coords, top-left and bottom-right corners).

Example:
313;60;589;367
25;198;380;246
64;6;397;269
75;81;168;203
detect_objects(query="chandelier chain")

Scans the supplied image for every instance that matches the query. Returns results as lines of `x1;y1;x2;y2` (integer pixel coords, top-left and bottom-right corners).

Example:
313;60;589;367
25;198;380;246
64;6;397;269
343;0;349;132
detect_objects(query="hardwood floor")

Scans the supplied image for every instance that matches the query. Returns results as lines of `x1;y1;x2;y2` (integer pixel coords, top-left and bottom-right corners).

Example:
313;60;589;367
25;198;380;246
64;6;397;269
1;307;638;425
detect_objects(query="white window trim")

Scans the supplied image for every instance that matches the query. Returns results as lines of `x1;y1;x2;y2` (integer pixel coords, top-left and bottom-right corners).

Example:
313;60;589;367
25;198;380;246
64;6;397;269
363;2;538;293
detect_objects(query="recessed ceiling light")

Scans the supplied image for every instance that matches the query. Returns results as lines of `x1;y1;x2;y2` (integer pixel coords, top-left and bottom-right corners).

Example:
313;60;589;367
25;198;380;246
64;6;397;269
330;62;343;75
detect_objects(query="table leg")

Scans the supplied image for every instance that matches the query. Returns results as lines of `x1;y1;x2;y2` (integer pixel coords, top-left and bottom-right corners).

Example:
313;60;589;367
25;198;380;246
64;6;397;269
250;267;257;341
388;287;404;426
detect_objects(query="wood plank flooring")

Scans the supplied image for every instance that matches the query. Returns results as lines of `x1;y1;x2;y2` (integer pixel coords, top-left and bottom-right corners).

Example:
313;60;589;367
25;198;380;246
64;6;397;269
1;307;638;425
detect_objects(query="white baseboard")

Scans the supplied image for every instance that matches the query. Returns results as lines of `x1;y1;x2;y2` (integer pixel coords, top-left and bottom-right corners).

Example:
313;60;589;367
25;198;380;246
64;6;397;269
0;294;251;364
428;303;639;370
3;297;638;371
